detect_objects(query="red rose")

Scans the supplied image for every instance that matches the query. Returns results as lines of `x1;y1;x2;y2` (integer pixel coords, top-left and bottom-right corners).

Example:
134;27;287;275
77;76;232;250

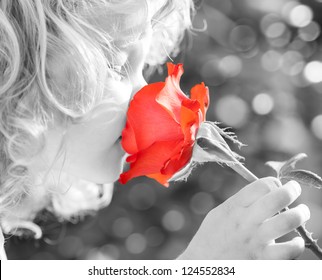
119;63;209;187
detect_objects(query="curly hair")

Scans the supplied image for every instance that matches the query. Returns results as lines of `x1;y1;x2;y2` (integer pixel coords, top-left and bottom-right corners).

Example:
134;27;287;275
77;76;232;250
0;0;194;237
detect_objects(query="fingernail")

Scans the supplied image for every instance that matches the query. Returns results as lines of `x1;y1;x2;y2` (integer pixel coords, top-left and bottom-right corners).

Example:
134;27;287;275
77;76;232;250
287;180;301;195
272;178;282;188
299;204;311;220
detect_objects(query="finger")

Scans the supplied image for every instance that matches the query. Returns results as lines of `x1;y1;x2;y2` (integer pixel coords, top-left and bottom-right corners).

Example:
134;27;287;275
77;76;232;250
258;204;310;242
0;228;7;260
262;237;305;259
0;228;4;245
247;180;301;223
232;177;280;207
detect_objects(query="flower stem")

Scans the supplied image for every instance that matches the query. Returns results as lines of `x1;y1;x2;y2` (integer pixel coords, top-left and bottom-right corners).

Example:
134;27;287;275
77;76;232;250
296;224;322;258
230;163;258;182
231;162;322;260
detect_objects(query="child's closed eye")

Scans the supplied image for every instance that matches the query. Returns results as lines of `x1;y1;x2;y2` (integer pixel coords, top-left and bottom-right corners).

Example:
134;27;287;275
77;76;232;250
113;65;124;74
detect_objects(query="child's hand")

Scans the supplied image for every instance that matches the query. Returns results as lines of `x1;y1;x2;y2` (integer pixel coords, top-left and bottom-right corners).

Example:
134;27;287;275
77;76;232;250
178;177;310;259
0;227;7;260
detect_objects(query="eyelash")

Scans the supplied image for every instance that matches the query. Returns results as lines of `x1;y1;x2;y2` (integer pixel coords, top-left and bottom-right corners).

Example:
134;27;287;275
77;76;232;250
113;66;125;78
115;27;148;49
113;64;130;80
111;28;149;78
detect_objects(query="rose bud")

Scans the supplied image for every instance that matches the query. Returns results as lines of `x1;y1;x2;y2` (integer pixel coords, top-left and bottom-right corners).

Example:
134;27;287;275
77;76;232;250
119;63;209;187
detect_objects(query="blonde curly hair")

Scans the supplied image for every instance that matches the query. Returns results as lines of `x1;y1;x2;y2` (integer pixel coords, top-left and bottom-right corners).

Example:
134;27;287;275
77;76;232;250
0;0;194;238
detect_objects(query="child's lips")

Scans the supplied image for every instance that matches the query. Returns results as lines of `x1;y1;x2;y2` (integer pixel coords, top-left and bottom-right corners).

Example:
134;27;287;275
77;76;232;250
116;136;123;147
115;136;126;155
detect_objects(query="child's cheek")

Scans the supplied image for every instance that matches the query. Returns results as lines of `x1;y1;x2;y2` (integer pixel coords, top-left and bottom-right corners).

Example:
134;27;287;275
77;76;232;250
126;29;152;75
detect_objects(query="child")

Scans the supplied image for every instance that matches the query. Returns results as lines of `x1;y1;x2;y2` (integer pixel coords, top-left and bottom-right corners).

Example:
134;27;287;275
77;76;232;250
0;0;310;259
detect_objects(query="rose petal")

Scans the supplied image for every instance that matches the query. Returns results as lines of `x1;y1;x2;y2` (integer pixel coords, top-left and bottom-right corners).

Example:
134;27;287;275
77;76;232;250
161;144;193;176
182;98;200;113
121;121;138;155
119;139;184;184
167;62;183;83
146;173;171;187
119;63;210;186
190;82;209;120
122;82;182;154
180;105;199;143
156;64;188;123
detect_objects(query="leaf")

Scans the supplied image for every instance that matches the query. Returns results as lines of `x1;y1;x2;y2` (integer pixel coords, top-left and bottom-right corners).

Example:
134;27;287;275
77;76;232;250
169;160;195;182
280;153;307;176
265;153;308;178
205;121;245;149
265;161;286;175
194;136;259;182
280;169;322;190
195;137;242;164
170;122;245;183
266;153;322;190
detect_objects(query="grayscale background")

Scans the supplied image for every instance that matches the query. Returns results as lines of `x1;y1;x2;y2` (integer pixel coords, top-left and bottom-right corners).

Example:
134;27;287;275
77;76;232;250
6;0;322;260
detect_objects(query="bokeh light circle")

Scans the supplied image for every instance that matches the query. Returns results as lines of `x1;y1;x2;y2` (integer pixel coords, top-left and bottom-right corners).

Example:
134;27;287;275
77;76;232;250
260;13;281;34
190;192;215;215
299;21;321;42
219;55;243;78
229;25;257;52
311;115;322;140
304;61;322;83
252;93;274;115
162;209;185;232
289;5;313;28
86;246;120;260
86;244;121;260
281;51;304;75
265;22;287;38
99;244;121;260
290;61;305;76
215;95;250;128
261;50;282;72
112;217;134;238
125;233;147;254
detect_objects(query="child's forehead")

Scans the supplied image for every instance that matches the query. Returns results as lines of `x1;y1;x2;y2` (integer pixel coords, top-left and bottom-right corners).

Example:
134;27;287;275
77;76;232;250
86;4;147;35
109;14;148;42
84;0;167;41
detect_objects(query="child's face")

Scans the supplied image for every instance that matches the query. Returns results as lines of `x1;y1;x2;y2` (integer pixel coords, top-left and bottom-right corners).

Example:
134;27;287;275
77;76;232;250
31;25;153;184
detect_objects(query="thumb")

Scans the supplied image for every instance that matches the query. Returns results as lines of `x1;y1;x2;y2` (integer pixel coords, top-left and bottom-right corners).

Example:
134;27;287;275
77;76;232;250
0;227;7;260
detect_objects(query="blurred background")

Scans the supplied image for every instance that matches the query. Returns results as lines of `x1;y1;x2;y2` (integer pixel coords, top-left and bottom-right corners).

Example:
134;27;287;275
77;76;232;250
6;0;322;259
